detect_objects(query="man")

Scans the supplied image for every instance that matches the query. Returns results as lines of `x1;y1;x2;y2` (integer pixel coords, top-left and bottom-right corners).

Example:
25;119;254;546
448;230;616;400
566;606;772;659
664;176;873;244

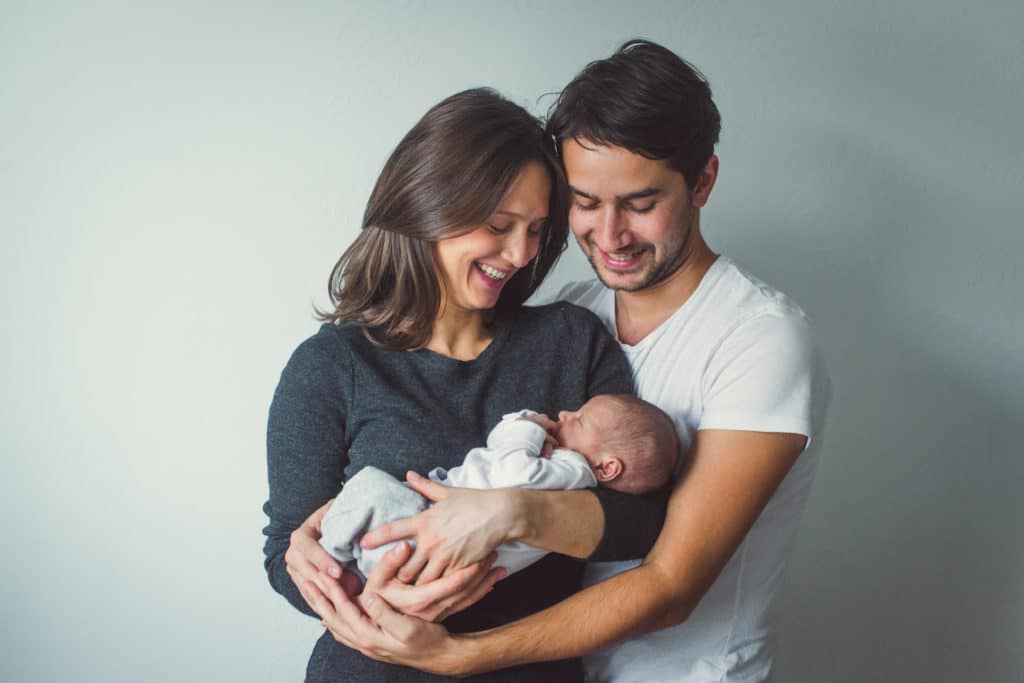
299;39;830;682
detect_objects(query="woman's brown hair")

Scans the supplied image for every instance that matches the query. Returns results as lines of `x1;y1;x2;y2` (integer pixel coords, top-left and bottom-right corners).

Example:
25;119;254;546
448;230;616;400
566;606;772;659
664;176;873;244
317;88;569;349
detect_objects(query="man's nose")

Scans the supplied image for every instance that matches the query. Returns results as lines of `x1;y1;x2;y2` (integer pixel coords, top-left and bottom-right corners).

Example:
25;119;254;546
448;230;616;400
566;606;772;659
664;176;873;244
592;207;630;250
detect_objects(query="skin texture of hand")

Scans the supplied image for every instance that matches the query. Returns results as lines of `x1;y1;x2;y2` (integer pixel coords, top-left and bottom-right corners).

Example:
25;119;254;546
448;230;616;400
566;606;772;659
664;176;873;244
301;543;462;676
285;500;363;600
360;472;518;584
365;542;506;622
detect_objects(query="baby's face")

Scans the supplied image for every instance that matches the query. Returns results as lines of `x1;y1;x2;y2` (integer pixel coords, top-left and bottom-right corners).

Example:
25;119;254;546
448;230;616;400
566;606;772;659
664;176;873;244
555;397;611;465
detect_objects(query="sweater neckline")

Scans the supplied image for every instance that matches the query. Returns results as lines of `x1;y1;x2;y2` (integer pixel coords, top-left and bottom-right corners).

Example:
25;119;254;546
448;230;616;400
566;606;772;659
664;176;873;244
411;316;512;367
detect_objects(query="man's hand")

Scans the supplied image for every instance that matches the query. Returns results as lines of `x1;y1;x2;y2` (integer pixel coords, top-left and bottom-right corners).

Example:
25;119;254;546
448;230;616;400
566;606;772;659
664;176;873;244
360;472;519;584
301;543;465;676
365;540;505;622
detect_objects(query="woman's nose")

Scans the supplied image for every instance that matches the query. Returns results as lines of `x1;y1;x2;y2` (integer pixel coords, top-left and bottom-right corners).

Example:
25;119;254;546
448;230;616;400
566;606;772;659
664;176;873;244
503;228;534;268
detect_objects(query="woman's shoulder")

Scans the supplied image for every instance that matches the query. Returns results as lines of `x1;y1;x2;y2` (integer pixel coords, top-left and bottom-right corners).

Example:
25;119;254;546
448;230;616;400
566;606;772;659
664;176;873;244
282;322;366;375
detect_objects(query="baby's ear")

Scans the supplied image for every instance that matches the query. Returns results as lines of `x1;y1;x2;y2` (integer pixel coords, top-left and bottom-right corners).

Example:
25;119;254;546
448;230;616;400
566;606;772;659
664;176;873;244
595;457;623;482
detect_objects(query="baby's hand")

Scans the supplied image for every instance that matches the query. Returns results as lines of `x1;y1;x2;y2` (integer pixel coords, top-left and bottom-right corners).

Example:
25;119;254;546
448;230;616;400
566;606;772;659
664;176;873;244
517;412;556;433
517;413;558;458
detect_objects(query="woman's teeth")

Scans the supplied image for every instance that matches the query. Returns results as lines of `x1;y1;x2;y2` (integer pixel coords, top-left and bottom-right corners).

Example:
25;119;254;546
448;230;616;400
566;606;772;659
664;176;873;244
478;263;508;280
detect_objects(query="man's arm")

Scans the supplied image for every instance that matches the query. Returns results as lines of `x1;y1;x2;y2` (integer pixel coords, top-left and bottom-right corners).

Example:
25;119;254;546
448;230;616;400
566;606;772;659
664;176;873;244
450;429;807;671
322;428;806;675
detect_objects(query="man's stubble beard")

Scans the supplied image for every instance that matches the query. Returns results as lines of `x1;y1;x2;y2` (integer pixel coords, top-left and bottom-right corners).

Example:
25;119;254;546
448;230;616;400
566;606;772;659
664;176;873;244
581;203;697;293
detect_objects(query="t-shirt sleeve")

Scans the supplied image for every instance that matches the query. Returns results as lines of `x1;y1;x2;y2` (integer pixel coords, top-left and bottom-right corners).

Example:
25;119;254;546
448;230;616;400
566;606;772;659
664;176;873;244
261;328;352;618
700;311;817;440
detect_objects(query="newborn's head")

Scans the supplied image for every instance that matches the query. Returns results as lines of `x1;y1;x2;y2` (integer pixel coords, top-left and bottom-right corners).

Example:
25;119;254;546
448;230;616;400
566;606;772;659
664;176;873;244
555;394;678;494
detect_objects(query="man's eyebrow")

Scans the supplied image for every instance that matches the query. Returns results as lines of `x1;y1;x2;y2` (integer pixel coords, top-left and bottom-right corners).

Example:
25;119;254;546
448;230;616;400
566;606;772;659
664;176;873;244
569;186;662;202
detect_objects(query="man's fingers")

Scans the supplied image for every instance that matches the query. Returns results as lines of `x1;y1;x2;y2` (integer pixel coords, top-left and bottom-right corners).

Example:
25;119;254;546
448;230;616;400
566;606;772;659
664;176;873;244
409;561;481;601
405;471;451;502
362;593;417;642
443;566;505;618
317;572;382;641
361;518;416;550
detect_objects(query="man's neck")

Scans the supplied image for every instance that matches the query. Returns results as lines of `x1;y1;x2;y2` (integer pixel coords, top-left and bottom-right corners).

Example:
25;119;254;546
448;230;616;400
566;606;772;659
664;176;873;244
614;239;718;346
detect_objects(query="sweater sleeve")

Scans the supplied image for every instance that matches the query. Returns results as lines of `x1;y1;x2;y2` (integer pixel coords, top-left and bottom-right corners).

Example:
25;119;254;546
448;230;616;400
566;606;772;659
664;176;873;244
261;327;352;618
564;304;671;562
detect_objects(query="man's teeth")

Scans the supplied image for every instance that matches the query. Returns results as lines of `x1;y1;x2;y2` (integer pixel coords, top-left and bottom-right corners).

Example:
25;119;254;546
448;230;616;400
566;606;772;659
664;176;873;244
478;263;508;280
606;251;638;261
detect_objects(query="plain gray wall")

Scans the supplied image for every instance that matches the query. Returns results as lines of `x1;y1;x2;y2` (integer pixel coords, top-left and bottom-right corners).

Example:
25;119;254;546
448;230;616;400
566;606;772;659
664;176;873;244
2;2;1021;681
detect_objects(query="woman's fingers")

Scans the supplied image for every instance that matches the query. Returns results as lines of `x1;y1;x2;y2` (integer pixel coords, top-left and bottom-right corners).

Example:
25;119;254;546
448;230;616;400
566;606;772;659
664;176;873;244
405;471;451;501
304;572;383;652
360;517;417;550
415;552;454;586
395;545;432;584
287;507;342;595
364;541;411;592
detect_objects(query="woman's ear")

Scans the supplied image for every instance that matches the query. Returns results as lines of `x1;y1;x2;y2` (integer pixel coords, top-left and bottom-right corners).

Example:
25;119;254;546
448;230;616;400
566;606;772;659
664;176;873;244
595;457;623;482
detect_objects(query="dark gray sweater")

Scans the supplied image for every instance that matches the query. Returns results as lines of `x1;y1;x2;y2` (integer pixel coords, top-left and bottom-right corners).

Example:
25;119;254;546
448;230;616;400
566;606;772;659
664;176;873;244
263;302;669;682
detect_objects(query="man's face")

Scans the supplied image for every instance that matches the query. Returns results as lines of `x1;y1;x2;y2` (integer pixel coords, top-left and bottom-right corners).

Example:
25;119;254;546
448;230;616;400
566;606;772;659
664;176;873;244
562;138;700;292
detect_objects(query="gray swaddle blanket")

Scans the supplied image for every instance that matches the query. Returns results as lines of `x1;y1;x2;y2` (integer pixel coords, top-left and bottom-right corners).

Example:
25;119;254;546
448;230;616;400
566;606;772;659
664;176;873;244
318;466;428;581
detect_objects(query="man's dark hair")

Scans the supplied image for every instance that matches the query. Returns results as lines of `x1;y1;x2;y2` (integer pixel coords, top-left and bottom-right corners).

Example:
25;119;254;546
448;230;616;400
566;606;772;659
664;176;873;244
546;39;721;188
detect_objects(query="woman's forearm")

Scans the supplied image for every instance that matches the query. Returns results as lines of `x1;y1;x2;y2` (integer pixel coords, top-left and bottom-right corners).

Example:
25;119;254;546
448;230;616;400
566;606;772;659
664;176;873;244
506;483;670;561
506;489;605;558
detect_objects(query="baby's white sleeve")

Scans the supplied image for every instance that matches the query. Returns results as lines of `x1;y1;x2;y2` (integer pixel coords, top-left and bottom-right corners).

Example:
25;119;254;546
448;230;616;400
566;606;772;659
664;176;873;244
490;448;597;490
486;410;548;457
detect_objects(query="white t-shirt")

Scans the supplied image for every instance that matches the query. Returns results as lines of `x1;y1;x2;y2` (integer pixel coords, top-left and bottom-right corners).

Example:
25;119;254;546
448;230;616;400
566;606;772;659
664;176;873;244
560;256;831;683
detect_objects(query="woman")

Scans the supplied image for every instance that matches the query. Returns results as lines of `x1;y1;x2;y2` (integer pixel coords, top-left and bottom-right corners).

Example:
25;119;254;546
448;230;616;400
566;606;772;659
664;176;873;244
261;89;666;682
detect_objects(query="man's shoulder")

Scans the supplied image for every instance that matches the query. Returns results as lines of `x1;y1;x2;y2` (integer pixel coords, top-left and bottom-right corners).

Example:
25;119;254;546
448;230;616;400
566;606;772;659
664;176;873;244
555;278;608;308
709;257;810;325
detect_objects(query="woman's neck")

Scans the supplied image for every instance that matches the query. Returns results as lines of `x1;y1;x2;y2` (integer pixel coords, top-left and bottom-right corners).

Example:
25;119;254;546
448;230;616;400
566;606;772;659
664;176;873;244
424;307;494;361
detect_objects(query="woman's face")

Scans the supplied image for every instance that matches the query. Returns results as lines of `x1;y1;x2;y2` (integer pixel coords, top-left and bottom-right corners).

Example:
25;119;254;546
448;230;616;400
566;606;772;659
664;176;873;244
435;160;551;314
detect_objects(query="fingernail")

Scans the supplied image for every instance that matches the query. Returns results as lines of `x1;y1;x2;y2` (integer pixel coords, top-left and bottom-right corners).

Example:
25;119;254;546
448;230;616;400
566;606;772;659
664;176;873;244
328;566;341;578
364;594;376;607
407;471;421;480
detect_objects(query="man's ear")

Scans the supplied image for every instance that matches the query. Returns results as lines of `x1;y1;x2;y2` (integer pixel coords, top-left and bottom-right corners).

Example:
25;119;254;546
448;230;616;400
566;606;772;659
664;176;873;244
595;457;623;482
690;154;719;209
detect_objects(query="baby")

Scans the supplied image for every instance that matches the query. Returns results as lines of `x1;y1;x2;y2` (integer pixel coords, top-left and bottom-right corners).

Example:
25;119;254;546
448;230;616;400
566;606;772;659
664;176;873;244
319;394;678;580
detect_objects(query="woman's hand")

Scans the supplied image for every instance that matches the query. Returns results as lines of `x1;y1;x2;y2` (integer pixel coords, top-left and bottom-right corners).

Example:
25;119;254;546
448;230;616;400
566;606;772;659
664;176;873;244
366;541;505;622
285;501;363;602
360;472;522;584
301;543;465;676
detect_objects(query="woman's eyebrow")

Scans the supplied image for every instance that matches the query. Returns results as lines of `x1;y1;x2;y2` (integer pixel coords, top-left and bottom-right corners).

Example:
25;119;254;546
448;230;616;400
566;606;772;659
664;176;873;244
494;209;548;223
